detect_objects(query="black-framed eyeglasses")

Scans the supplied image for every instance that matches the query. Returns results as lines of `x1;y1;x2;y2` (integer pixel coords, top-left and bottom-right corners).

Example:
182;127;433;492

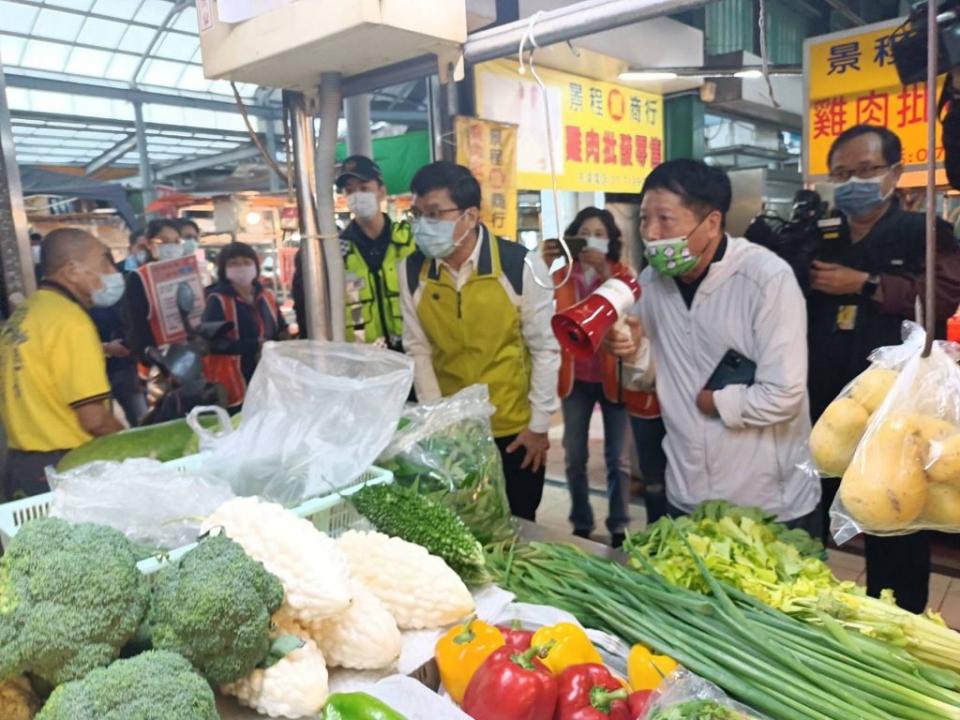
410;206;461;221
828;164;891;183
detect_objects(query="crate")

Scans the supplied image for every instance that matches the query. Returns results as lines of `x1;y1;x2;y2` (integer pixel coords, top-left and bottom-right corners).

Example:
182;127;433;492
0;456;392;574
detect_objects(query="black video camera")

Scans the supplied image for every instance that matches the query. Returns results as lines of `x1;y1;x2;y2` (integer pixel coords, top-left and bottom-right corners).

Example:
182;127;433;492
891;1;960;86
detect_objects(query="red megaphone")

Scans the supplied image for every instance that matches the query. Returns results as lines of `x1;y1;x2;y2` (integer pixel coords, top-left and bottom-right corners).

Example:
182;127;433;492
551;272;641;360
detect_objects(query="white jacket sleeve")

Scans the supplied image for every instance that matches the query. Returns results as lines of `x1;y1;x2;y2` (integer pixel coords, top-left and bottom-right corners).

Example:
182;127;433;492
399;258;443;403
521;254;561;433
712;269;808;429
621;300;656;391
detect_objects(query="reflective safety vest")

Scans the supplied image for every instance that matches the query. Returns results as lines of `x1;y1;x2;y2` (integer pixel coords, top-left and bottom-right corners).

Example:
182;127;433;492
202;289;279;408
342;218;416;348
407;230;532;437
554;262;661;420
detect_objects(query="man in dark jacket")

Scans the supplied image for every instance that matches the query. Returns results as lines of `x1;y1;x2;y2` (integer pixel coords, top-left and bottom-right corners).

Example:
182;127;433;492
808;124;960;614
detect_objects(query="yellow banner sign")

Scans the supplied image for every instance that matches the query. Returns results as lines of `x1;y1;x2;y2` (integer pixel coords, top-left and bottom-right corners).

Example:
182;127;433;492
804;19;943;179
455;116;519;241
474;59;664;193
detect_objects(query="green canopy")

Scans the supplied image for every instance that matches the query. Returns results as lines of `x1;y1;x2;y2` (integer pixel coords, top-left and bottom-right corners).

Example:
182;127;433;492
335;130;431;196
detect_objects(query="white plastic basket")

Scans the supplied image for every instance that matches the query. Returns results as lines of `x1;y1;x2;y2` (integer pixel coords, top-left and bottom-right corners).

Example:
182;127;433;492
0;453;392;573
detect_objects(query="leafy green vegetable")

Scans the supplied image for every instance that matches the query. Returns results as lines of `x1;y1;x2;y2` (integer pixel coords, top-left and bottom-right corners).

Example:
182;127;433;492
146;533;284;685
35;650;218;720
649;699;749;720
0;517;148;687
351;482;490;584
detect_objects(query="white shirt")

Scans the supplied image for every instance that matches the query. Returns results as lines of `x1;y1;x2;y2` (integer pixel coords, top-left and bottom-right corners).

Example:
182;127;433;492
399;227;560;433
624;236;821;521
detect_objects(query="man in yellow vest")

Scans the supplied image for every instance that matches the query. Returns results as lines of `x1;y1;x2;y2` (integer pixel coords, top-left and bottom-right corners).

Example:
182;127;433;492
336;155;416;350
399;162;560;521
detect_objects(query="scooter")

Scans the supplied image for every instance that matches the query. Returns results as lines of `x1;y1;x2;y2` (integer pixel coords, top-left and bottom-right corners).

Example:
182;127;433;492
140;282;234;425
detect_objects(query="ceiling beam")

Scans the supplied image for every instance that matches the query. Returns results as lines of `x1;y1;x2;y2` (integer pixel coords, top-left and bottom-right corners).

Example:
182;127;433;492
4;73;282;119
9;109;255;139
153;144;262;180
84;135;137;175
822;0;866;26
3;0;197;37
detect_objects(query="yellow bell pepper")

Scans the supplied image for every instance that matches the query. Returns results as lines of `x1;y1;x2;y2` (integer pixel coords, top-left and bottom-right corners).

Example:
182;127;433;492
627;643;678;690
435;616;505;704
530;622;603;675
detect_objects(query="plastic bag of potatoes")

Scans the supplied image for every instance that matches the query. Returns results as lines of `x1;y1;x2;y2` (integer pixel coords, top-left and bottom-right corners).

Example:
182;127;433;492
828;324;960;542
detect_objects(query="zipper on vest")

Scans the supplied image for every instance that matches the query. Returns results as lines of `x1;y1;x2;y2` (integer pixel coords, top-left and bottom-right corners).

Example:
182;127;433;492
457;290;462;319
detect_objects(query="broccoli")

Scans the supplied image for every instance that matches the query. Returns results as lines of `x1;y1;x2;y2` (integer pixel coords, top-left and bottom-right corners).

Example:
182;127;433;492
0;517;148;687
35;650;218;720
146;533;284;685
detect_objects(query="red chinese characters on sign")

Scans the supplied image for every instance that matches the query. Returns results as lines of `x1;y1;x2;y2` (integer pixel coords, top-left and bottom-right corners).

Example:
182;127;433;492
602;131;617;164
565;126;582;162
856;90;889;126
635;135;648;167
651;138;663;168
813;97;847;138
619;134;633;166
585;130;600;163
896;83;927;127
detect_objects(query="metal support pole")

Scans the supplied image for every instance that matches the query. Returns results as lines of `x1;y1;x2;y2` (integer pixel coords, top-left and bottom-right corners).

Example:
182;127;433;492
344;93;373;158
426;75;443;162
923;3;938;357
0;58;34;314
317;72;345;342
285;90;329;341
263;117;280;193
438;69;459;163
133;101;153;218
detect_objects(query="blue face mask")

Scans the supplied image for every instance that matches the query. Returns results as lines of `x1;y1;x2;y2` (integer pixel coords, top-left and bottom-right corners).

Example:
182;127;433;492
832;174;893;218
412;213;468;259
91;272;125;307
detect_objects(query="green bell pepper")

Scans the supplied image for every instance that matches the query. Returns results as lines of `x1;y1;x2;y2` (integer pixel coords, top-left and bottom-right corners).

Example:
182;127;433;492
320;692;407;720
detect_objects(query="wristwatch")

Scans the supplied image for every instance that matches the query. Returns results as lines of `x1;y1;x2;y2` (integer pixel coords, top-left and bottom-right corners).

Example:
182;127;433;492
861;274;881;299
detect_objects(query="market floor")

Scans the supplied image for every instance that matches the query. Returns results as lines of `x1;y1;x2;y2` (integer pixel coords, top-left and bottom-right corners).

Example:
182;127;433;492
544;408;960;627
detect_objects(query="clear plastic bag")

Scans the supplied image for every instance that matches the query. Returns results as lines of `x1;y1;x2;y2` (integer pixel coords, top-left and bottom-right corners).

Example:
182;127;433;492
807;322;925;479
642;668;769;720
377;385;516;544
46;458;235;550
830;326;960;542
203;341;413;506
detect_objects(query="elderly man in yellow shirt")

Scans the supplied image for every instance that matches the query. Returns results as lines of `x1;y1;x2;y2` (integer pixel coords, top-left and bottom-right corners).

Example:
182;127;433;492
0;227;124;500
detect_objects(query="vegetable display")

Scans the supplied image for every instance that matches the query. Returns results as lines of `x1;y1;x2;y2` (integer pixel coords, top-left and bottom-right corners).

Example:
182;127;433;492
0;677;40;720
436;616;506;704
461;645;559;720
146;533;284;685
320;692;408;720
530;622;604;675
555;663;630;720
624;502;960;672
488;541;960;720
34;650;218;720
628;644;679;692
314;580;403;670
0;517;148;687
351;481;490;585
647;699;755;720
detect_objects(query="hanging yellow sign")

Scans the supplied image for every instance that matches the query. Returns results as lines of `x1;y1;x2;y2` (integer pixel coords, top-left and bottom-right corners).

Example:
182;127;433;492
804;18;943;179
473;59;664;193
455;116;519;241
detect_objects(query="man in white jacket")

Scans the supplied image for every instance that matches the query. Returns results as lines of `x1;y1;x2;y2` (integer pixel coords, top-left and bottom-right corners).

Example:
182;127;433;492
608;159;821;532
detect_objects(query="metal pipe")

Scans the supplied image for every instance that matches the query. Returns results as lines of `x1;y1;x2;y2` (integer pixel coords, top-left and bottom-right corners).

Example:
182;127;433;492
132;101;153;218
264;118;280;193
923;2;938;358
344;94;373;158
340;0;717;97
426;75;442;162
131;0;190;88
285;90;329;342
317;72;346;343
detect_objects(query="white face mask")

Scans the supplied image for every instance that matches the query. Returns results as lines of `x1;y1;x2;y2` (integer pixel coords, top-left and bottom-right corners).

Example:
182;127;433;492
91;272;125;307
346;191;380;221
226;265;258;287
412;213;470;259
182;239;199;255
584;235;609;255
156;243;183;261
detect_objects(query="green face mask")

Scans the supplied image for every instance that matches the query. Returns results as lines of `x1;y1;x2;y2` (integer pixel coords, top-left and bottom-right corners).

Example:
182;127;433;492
643;215;708;277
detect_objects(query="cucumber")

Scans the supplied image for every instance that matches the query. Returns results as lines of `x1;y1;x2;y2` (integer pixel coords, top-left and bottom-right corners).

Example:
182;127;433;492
56;416;217;472
350;482;490;585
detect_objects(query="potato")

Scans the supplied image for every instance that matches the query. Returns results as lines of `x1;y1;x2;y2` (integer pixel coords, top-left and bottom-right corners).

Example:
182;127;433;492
850;367;898;413
927;433;960;488
840;414;928;530
919;483;960;526
914;415;960;444
810;398;870;477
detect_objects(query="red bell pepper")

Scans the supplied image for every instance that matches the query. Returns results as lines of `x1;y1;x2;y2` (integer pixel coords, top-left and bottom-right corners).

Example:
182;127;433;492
627;690;653;719
497;619;535;651
555;663;630;720
462;645;558;720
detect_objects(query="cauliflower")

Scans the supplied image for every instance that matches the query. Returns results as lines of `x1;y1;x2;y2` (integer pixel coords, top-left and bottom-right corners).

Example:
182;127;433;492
35;650;217;720
336;530;474;629
0;518;148;686
202;497;351;624
0;677;40;720
222;636;329;719
316;580;402;670
147;534;284;685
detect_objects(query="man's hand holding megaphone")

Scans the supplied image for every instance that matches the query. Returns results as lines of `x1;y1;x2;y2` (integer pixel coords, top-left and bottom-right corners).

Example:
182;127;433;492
604;316;644;361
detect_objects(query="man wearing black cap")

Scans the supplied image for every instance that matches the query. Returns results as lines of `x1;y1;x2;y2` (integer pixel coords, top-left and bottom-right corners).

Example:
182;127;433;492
292;155;415;347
